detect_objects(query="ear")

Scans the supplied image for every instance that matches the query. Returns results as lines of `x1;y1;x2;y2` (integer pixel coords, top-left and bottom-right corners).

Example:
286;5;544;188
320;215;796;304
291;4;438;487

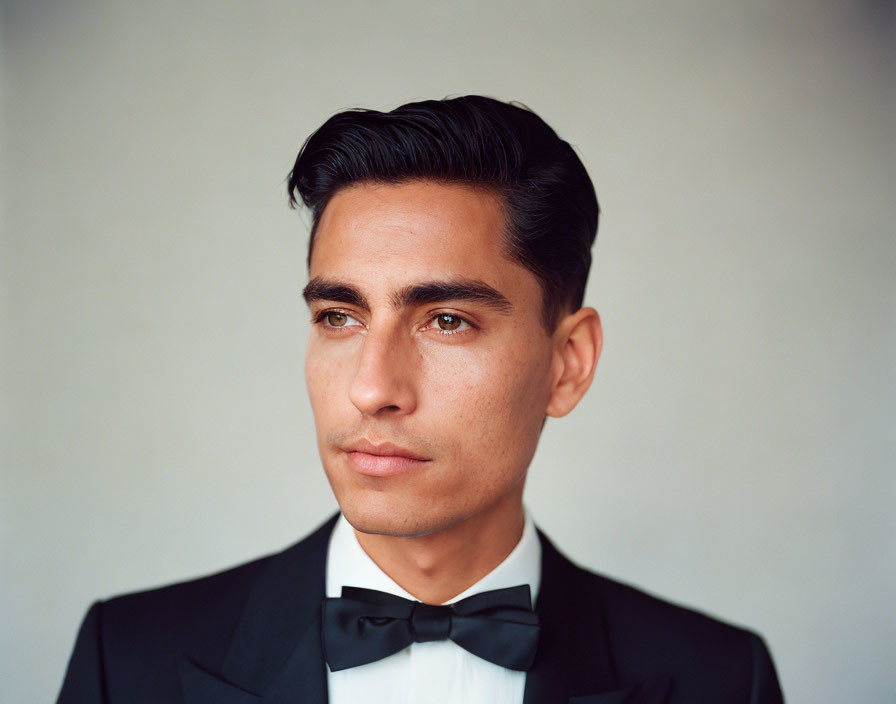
545;307;603;418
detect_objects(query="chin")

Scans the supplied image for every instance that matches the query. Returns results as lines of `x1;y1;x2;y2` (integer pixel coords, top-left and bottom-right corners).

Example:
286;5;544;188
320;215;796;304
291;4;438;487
337;491;459;538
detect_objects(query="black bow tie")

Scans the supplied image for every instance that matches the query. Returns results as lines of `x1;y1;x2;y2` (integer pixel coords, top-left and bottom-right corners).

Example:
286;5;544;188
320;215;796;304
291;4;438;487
322;584;540;672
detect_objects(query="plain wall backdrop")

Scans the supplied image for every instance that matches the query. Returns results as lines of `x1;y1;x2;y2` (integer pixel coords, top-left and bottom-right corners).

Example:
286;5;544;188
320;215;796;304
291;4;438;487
2;1;894;702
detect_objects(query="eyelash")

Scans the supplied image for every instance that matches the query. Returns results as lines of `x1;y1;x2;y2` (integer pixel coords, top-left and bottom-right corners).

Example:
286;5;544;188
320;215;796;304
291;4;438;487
426;313;473;335
312;309;475;336
313;309;360;330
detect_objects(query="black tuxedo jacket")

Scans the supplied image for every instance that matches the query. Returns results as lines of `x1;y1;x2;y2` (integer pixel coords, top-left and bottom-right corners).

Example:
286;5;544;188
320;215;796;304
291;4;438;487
57;515;784;704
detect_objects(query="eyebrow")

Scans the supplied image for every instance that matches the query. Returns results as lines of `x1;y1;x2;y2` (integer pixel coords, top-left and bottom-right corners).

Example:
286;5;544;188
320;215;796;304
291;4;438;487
302;278;369;309
302;277;512;314
393;280;512;313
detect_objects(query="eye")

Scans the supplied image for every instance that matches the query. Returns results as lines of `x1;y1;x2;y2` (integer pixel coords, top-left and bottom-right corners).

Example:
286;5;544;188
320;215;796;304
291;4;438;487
430;313;472;334
317;310;362;329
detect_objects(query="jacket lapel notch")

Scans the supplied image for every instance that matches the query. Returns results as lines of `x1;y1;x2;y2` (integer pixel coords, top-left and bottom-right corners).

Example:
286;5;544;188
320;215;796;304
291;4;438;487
181;515;337;704
179;657;262;703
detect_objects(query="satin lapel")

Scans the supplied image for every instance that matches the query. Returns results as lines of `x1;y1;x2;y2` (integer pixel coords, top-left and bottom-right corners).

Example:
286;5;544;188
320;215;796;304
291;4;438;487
179;658;261;704
568;675;673;704
523;530;617;704
180;514;337;704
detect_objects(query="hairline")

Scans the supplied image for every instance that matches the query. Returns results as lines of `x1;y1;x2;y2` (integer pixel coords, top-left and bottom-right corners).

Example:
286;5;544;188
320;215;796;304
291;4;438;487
304;176;567;330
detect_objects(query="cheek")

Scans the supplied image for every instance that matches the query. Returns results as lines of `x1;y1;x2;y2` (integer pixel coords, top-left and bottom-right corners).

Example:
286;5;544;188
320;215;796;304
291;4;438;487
305;341;348;420
422;339;552;468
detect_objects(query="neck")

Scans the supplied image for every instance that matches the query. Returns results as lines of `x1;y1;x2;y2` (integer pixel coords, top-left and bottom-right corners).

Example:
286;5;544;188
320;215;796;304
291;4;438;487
353;492;526;605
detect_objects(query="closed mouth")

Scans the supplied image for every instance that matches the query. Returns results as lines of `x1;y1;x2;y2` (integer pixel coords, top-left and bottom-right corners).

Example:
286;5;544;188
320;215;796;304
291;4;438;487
342;439;431;476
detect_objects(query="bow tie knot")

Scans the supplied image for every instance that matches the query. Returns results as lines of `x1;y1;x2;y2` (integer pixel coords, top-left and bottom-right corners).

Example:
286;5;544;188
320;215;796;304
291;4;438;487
323;585;540;672
410;602;452;642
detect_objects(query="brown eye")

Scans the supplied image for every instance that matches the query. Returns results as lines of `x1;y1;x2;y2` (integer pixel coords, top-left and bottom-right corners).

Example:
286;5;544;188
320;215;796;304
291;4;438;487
436;314;461;331
325;312;348;327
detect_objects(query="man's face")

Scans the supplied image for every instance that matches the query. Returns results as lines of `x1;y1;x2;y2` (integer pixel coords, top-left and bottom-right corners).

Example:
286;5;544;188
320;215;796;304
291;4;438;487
304;181;557;538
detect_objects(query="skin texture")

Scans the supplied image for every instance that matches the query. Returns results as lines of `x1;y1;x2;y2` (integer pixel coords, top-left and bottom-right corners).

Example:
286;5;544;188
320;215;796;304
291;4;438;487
304;181;602;603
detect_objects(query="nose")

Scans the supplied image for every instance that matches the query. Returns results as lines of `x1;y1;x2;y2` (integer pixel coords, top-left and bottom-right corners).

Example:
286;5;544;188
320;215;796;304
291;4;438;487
349;325;417;416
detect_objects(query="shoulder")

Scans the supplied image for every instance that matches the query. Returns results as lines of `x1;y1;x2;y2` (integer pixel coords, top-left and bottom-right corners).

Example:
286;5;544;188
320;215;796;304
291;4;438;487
95;514;336;660
538;530;783;702
59;517;336;702
592;568;764;674
98;551;271;656
595;574;782;702
60;551;278;703
539;528;755;643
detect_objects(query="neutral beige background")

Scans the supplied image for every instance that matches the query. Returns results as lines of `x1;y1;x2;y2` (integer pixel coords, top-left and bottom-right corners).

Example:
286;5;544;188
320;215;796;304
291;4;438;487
3;1;894;702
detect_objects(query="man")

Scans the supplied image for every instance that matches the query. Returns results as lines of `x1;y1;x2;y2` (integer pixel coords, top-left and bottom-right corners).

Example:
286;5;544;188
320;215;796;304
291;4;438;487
57;96;784;703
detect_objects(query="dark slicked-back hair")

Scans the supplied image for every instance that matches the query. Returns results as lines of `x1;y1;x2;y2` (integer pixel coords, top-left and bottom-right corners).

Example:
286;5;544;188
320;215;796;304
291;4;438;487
287;95;599;328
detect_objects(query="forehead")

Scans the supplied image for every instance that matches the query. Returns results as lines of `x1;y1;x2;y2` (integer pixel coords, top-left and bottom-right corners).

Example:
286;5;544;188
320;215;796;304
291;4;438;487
309;181;532;295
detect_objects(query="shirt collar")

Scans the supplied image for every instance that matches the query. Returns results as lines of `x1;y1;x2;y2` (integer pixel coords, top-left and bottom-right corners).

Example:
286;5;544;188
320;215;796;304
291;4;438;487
326;510;541;607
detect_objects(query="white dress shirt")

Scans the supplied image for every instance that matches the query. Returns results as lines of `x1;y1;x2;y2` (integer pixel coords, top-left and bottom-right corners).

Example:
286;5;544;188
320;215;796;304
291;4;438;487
325;512;541;704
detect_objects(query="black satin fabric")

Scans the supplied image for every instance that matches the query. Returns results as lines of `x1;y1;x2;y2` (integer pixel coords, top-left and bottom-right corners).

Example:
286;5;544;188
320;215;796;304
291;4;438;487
322;585;540;672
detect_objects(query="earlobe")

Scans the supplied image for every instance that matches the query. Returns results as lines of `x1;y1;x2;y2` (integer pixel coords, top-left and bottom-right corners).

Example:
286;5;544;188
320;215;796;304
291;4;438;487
545;307;603;418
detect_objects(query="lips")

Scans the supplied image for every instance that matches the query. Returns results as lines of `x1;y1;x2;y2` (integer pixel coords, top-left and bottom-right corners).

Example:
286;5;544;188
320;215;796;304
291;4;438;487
343;439;431;477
